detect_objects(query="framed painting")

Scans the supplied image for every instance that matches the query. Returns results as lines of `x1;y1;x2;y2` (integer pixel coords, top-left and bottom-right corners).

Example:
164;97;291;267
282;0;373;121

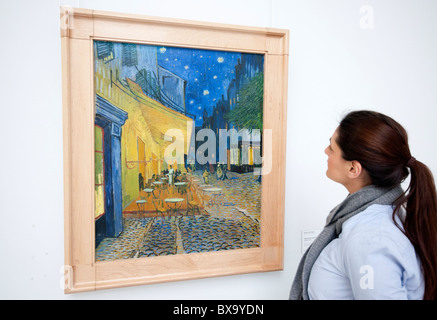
61;7;288;293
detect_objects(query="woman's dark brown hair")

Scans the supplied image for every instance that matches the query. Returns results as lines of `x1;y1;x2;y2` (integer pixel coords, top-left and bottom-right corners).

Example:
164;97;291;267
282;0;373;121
337;110;437;300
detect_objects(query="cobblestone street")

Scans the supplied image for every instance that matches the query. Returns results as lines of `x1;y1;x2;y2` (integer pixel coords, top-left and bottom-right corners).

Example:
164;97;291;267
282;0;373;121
95;171;261;262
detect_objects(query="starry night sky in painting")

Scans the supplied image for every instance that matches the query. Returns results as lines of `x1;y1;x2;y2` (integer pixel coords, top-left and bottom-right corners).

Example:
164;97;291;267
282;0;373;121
157;46;241;127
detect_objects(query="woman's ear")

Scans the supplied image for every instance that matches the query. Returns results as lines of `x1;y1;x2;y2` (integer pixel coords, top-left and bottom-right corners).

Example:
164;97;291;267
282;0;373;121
348;160;363;179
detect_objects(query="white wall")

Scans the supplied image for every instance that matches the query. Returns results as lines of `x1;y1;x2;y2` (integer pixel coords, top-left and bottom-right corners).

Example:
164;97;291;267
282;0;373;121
1;0;436;299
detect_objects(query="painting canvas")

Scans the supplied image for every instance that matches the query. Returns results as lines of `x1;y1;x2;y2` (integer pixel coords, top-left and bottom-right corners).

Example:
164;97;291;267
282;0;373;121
93;40;265;261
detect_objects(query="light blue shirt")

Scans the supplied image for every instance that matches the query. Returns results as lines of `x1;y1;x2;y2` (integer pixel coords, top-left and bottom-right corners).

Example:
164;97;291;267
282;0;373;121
308;204;424;300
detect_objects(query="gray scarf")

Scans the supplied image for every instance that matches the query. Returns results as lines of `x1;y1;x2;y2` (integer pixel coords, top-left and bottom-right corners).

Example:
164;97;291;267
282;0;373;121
289;184;404;300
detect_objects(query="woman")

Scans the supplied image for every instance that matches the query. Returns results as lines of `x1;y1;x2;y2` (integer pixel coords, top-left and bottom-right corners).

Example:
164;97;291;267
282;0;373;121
290;110;437;300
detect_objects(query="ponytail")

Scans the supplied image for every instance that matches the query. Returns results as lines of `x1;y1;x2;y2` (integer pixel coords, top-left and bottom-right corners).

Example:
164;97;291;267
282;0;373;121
395;159;437;300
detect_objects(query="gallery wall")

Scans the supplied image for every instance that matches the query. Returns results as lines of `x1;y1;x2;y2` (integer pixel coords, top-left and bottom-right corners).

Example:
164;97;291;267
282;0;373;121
1;0;436;299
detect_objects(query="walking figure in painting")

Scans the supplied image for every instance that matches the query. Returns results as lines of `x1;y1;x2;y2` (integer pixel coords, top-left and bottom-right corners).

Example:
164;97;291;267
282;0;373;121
203;168;210;184
216;163;223;181
139;173;144;191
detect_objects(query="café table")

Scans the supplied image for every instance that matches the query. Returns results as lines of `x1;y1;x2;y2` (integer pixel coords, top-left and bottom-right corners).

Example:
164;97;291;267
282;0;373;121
174;182;188;194
142;188;154;199
152;181;163;197
203;187;223;206
164;198;185;214
136;198;147;214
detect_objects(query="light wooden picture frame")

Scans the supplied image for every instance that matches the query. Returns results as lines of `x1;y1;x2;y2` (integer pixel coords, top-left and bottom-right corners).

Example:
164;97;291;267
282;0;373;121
61;6;288;293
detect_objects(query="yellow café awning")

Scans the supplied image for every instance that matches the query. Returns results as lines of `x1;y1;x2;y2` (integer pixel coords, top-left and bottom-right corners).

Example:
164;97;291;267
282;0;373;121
123;78;194;155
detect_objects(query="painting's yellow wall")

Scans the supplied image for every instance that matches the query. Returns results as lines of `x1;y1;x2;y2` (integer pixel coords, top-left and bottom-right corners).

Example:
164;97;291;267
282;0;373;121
94;54;193;209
